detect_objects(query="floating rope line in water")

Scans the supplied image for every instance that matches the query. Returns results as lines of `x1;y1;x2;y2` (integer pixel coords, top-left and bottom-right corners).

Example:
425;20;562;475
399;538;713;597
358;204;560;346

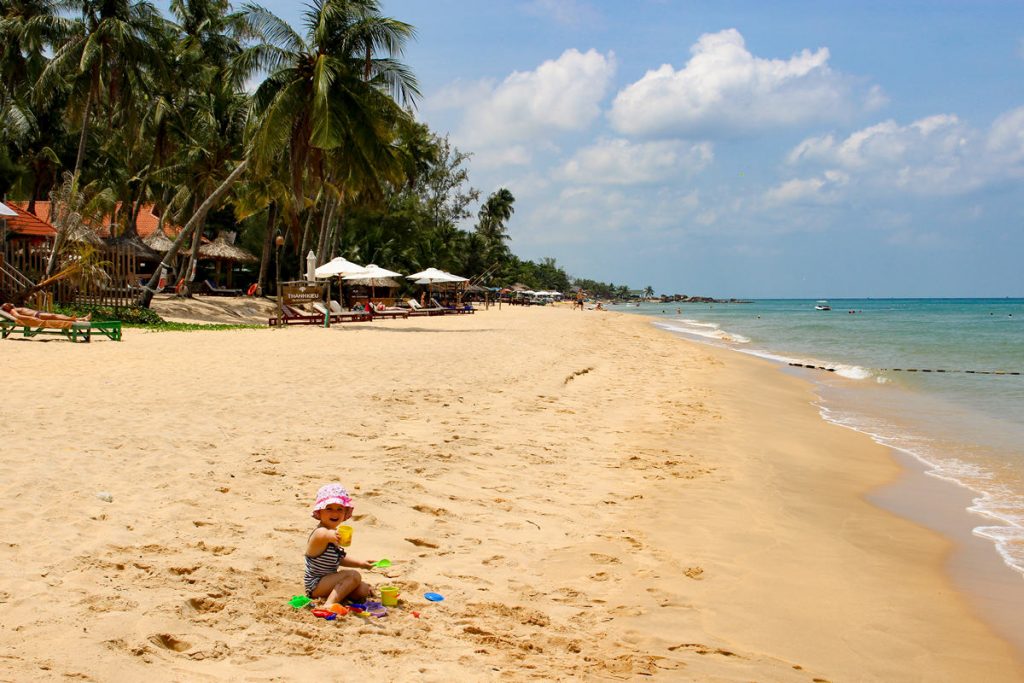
787;363;1021;376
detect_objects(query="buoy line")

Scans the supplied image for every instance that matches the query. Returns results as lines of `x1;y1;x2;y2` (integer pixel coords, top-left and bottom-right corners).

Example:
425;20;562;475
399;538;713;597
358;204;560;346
787;363;1021;376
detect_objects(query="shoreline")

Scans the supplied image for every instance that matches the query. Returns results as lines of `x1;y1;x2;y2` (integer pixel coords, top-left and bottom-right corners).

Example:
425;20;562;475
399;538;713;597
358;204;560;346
647;306;1024;658
1;304;1021;680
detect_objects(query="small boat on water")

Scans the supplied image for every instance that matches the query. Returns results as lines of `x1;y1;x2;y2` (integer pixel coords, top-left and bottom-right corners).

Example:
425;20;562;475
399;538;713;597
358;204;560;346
815;300;832;311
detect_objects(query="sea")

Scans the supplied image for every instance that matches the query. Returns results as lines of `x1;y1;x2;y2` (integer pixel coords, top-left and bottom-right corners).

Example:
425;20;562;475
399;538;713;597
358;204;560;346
619;298;1024;579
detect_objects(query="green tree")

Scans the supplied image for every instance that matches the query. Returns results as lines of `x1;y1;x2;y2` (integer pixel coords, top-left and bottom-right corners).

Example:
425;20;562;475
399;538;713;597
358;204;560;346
38;0;168;179
241;0;419;248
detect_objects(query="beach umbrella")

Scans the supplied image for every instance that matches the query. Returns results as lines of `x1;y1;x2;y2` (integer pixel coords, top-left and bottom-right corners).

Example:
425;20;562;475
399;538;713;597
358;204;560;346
306;251;317;283
408;267;464;305
406;267;453;283
315;256;364;278
343;264;404;302
344;263;403;281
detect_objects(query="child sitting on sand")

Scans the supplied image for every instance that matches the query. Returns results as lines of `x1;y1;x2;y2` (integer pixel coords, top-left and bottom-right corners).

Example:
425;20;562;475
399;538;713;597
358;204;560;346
305;483;376;605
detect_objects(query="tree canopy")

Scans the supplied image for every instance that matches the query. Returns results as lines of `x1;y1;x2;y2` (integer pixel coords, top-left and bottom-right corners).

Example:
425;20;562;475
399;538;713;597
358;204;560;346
1;0;644;301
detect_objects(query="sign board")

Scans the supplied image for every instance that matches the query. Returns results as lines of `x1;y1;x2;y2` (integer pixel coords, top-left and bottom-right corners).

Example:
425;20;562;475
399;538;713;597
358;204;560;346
282;282;324;305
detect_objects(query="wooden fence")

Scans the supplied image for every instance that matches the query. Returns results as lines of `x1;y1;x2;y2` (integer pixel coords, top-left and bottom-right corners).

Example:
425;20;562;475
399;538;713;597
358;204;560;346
1;242;138;308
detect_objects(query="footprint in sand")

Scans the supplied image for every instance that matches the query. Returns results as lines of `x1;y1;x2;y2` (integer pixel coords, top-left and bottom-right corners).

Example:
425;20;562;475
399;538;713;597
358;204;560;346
684;566;704;580
412;504;448;516
148;634;190;653
589;553;621;565
184;596;224;614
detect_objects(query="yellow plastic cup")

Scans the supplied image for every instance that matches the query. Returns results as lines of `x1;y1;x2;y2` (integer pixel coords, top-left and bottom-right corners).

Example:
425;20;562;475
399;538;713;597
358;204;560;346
336;525;353;547
380;586;400;607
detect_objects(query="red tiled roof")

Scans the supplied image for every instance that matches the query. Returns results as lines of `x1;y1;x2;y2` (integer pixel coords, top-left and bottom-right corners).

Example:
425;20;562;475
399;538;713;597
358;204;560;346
1;203;56;238
10;201;183;238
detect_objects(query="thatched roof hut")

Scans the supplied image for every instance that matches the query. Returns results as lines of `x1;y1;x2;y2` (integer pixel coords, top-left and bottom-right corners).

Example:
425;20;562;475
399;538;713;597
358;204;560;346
143;230;176;253
199;236;258;264
105;234;161;261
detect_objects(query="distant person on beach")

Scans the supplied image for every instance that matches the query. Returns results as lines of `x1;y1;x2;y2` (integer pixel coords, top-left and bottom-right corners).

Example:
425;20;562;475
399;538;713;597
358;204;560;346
304;483;376;605
575;290;585;310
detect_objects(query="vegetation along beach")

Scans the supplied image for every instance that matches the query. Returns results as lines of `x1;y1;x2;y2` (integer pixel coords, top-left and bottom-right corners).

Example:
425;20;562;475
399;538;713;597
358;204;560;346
2;1;1022;681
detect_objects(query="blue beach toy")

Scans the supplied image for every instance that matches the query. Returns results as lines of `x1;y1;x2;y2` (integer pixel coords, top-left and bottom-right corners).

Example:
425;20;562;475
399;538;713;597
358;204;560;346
423;592;444;602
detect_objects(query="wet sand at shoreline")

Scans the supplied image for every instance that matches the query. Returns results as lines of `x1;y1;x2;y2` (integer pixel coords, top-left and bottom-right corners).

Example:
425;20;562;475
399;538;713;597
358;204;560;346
1;303;1021;681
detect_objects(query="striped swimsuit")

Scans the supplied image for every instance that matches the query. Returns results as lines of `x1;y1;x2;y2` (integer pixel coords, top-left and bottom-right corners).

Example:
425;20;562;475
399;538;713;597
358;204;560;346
304;533;346;596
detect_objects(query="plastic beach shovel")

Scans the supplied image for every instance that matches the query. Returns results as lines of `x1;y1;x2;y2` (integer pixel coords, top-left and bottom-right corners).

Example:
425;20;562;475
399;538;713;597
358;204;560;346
371;559;392;568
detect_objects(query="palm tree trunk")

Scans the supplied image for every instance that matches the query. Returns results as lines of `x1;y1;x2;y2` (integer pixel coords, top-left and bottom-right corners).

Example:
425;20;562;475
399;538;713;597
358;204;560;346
138;160;248;308
72;89;93;179
257;202;278;294
299;209;314;270
315;195;335;263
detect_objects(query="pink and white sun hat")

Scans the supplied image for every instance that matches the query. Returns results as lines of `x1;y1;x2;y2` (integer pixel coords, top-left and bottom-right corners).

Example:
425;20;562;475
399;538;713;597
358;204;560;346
311;482;353;518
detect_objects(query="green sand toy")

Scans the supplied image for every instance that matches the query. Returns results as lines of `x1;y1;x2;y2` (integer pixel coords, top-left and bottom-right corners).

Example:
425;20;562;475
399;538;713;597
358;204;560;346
371;559;392;568
288;595;313;609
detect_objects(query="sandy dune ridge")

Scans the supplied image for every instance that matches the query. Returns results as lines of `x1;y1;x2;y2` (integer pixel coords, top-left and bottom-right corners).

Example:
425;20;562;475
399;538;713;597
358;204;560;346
0;304;1020;681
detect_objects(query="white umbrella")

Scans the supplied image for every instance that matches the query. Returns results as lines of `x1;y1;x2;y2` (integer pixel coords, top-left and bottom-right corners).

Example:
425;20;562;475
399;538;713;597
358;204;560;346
0;202;17;217
305;250;317;282
406;267;454;283
315;256;364;278
343;264;404;303
343;263;403;282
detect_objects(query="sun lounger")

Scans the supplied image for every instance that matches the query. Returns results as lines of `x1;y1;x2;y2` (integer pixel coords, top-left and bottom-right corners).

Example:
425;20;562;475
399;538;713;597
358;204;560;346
405;299;446;317
365;302;409;319
268;303;323;326
313;301;373;323
268;303;369;326
203;279;243;296
0;307;121;342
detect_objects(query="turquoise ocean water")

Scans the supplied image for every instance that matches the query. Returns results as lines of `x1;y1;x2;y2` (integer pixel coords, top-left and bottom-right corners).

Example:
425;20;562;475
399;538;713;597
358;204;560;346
621;298;1024;576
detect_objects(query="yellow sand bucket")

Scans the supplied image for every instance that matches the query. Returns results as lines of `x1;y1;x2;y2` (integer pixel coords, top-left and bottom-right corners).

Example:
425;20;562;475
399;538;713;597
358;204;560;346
336;525;353;547
380;586;400;607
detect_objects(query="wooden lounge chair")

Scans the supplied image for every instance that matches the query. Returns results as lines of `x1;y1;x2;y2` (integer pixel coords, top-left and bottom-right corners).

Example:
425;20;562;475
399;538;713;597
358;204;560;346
268;303;323;326
268;303;369;326
314;302;373;324
203;279;243;296
357;301;409;320
405;299;446;317
0;306;121;342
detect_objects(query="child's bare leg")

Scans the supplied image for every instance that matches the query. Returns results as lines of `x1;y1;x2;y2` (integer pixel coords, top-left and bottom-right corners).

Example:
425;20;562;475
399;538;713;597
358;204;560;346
311;570;363;605
350;580;372;601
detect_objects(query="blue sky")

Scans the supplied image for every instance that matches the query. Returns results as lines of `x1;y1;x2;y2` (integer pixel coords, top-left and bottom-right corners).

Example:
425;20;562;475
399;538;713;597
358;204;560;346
219;1;1024;296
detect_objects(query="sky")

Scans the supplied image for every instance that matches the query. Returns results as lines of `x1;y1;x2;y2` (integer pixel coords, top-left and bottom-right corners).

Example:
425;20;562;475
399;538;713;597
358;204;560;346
207;1;1024;296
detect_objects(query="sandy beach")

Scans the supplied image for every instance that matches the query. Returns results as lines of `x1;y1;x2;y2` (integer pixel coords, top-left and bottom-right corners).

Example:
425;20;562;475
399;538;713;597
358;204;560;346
1;303;1021;681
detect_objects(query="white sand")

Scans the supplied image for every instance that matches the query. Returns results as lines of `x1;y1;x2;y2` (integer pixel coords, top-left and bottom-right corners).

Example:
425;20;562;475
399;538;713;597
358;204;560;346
0;303;1020;681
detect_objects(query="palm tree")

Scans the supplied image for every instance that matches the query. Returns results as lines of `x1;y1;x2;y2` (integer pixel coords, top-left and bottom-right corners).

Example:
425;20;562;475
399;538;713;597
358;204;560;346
475;187;514;267
37;0;168;179
644;285;654;298
240;0;420;253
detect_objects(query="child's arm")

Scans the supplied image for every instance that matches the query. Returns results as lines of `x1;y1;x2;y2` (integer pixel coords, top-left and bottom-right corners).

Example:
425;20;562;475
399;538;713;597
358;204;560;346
305;528;338;556
340;556;375;570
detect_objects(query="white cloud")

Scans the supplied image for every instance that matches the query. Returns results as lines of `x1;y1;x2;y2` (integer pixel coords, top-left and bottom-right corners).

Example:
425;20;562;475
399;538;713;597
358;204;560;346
556;138;713;184
449;49;616;150
986;105;1024;165
785;113;994;194
609;28;876;137
762;170;848;206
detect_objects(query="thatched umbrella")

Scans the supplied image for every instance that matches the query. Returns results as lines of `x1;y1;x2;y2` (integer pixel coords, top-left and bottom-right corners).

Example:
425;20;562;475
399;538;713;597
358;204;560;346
105;234;160;259
143;230;175;253
199;235;258;286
